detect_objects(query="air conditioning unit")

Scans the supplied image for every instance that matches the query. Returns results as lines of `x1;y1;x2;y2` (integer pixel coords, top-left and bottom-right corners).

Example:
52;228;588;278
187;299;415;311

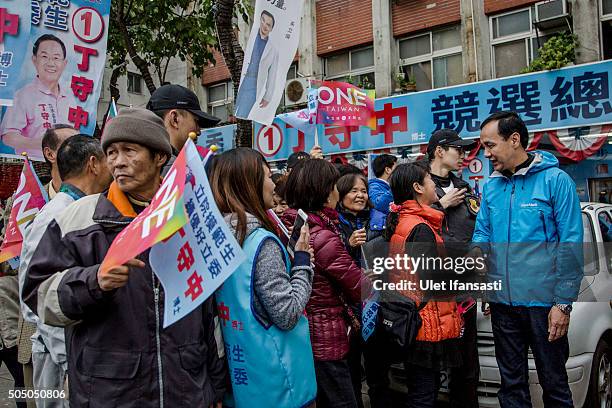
284;78;309;107
535;0;568;23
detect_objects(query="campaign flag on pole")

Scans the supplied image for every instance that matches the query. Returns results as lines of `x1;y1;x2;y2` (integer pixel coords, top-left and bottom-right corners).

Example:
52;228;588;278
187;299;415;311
0;2;31;107
234;0;303;126
100;149;189;274
0;0;111;160
311;80;376;129
277;108;315;135
150;140;246;328
108;98;118;120
0;157;48;264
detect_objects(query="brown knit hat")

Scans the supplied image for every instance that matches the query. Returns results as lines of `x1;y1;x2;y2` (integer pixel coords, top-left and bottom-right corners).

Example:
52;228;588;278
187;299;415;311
102;107;172;157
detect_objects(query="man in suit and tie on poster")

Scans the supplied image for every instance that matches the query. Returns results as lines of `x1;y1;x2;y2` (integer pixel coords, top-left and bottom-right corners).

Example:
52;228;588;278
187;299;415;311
235;10;280;118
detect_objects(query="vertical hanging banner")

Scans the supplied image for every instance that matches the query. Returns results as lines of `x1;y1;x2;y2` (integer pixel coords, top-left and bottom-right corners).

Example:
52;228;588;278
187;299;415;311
0;1;31;106
0;0;111;159
234;0;302;126
150;140;246;328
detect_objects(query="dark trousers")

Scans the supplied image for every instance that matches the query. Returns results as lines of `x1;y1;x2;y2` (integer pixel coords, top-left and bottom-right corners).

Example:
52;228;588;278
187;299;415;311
363;330;393;408
490;303;573;408
347;333;365;408
315;359;358;408
449;306;480;408
404;362;441;408
0;346;27;408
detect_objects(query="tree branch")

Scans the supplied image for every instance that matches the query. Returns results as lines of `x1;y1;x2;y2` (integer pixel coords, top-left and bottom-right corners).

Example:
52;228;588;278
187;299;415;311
115;0;157;93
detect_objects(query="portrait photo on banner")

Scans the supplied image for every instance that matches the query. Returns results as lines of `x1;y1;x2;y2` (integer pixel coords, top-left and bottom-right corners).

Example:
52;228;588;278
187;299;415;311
234;0;302;126
0;0;110;160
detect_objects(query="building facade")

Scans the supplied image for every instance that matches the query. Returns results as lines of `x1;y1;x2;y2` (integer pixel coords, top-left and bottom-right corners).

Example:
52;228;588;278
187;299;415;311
201;0;612;203
202;0;610;109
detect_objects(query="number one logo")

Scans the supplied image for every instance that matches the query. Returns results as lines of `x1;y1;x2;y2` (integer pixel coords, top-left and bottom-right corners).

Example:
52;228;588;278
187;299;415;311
263;127;274;151
81;11;92;37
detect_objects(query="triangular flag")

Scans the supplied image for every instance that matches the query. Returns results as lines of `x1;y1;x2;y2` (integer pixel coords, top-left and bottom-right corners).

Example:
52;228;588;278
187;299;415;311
277;108;316;135
0;158;48;264
108;98;118;120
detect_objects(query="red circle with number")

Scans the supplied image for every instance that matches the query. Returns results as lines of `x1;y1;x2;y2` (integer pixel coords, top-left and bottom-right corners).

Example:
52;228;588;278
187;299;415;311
468;158;483;174
257;124;283;157
72;7;105;43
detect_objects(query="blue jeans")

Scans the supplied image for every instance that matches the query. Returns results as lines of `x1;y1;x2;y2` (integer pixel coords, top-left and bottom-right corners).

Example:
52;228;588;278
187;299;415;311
490;303;573;408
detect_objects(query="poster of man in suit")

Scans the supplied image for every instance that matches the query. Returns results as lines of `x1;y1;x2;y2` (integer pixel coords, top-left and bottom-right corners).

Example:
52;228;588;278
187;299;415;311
234;0;302;126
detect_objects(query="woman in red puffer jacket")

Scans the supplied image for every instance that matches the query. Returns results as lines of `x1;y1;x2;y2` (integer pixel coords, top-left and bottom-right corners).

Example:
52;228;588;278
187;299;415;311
283;158;372;408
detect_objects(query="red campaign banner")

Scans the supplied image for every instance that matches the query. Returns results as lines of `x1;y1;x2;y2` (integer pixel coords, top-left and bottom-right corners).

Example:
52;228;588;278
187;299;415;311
0;158;48;264
311;80;376;129
100;148;189;273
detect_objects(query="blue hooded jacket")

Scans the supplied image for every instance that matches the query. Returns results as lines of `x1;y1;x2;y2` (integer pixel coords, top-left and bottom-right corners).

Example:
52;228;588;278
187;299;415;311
368;178;393;233
472;151;583;306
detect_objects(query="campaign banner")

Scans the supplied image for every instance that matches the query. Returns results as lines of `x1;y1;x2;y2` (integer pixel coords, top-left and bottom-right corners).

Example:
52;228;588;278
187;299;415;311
253;60;612;161
234;0;302;125
311;80;376;129
150;140;246;328
0;1;31;106
0;0;111;160
0;157;48;264
198;124;235;153
100;148;188;274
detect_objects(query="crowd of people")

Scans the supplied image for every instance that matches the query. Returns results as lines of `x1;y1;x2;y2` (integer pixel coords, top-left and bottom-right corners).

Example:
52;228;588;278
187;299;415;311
0;86;583;408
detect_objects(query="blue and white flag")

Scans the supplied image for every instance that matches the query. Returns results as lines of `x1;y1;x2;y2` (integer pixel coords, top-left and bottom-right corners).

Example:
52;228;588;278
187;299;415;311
150;141;246;328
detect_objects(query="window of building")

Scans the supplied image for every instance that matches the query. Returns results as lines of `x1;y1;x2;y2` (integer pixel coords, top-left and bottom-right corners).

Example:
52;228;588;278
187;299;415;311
602;0;612;59
398;25;463;91
490;5;568;78
324;46;375;89
207;81;233;123
286;63;298;80
127;72;142;94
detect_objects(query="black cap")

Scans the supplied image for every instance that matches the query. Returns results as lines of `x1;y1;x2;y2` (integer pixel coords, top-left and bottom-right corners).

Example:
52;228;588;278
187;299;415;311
147;84;221;128
287;151;310;169
427;129;477;156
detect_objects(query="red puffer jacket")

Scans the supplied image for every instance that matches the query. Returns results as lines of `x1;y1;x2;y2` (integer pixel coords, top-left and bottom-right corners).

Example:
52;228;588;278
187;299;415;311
283;208;372;361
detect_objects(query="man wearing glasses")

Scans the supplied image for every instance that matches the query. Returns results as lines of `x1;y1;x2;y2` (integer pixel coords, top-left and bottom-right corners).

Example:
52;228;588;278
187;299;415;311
427;128;480;408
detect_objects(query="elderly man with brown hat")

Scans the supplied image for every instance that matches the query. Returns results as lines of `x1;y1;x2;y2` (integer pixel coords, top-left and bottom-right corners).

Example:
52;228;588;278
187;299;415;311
22;108;226;408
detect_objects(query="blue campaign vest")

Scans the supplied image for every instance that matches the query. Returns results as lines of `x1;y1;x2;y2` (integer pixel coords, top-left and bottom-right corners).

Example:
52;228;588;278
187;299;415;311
216;228;317;408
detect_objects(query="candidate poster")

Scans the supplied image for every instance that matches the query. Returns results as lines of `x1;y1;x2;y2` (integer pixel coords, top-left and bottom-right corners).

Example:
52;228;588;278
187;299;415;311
0;0;111;160
0;1;31;106
234;0;302;126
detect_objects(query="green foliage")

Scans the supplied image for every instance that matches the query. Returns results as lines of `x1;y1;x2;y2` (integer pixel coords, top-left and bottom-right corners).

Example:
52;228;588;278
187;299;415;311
108;0;219;84
522;32;578;73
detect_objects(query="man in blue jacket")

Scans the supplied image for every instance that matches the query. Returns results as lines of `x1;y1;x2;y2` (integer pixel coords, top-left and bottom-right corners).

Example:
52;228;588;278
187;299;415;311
368;154;397;237
473;111;583;407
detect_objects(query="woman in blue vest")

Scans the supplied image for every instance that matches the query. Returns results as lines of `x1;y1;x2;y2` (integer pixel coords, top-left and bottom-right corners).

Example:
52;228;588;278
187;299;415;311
210;148;317;408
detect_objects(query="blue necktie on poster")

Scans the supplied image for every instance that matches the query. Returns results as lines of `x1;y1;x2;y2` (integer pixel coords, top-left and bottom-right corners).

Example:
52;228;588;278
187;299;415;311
150;142;246;328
